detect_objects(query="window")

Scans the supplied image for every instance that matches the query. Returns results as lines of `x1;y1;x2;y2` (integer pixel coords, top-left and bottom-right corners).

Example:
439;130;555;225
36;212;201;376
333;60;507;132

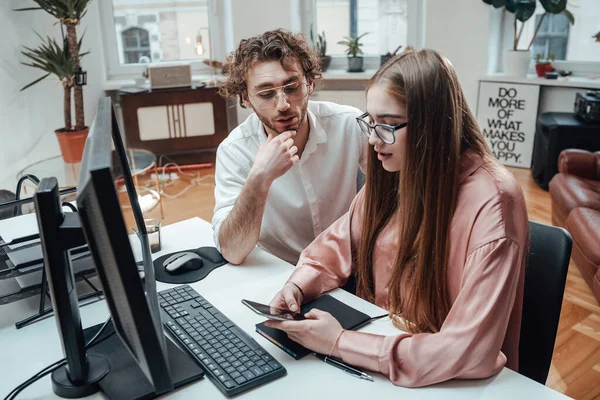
309;0;424;71
492;0;600;74
122;27;151;64
100;0;225;80
531;14;570;61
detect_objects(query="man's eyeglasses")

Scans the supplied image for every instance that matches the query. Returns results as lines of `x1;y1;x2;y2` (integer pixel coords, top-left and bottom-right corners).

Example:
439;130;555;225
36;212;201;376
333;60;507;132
355;112;408;144
248;81;311;110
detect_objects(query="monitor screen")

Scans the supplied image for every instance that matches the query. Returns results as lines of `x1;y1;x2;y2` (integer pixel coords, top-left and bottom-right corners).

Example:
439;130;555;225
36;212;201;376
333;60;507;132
76;97;172;393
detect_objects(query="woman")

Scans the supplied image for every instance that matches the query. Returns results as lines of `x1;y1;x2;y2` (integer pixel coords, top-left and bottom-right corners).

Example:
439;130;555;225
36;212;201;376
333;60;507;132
265;49;529;387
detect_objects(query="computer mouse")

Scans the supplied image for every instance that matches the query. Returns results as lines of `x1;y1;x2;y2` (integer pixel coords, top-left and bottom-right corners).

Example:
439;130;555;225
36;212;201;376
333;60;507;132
163;252;204;274
196;246;226;264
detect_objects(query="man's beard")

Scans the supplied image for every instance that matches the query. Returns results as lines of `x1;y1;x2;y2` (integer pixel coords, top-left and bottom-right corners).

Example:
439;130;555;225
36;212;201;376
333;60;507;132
257;105;307;135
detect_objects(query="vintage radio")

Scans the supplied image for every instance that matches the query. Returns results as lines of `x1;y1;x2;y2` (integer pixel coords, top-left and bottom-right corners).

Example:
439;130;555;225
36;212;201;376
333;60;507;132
574;91;600;124
148;64;192;89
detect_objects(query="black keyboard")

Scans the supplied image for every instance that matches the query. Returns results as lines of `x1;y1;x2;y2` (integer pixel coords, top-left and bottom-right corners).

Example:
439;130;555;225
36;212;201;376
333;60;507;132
158;285;286;397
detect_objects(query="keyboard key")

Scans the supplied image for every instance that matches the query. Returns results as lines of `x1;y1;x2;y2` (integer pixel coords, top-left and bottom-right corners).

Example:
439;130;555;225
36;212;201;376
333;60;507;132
242;371;256;380
269;360;282;370
234;376;247;385
250;366;265;377
261;365;273;373
223;380;234;389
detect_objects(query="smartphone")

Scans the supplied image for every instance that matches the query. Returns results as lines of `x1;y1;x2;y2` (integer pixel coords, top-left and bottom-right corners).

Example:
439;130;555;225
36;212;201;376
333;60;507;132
241;299;305;321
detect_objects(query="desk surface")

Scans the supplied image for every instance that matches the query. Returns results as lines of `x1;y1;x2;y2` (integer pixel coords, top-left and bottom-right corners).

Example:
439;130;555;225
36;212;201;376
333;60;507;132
0;218;570;399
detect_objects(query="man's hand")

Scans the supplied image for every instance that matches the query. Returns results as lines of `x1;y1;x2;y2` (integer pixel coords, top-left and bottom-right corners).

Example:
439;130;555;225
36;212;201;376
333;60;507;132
269;282;304;312
264;309;344;358
250;130;299;184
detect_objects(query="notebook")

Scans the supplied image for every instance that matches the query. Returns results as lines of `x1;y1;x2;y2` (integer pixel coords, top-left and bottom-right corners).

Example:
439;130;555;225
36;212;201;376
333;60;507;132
255;294;372;359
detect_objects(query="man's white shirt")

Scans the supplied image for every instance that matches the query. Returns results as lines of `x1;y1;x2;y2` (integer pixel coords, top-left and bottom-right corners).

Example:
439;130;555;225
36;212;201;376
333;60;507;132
212;100;367;265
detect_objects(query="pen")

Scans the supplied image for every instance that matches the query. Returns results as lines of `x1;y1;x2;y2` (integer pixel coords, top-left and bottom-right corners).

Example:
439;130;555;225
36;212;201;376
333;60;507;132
314;353;374;382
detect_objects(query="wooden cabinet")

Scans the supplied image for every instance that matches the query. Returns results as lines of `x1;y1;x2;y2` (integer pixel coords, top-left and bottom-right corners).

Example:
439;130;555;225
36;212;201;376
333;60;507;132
119;85;236;164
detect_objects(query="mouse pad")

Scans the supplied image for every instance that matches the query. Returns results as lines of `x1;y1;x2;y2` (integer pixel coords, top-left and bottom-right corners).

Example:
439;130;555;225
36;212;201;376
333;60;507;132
153;246;227;284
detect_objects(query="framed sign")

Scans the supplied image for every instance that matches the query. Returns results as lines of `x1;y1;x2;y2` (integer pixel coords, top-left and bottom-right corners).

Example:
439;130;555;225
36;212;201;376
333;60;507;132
476;81;540;168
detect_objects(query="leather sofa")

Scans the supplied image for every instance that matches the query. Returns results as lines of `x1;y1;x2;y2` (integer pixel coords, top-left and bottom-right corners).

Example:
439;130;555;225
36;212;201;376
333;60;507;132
549;149;600;304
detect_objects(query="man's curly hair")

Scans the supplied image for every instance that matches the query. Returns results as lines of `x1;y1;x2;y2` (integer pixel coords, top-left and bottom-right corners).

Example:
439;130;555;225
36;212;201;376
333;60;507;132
218;29;322;108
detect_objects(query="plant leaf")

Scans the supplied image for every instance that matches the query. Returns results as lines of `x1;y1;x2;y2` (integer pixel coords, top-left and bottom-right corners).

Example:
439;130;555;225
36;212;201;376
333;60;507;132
562;9;574;24
486;0;507;8
539;0;567;13
13;7;43;11
515;1;536;22
20;73;51;91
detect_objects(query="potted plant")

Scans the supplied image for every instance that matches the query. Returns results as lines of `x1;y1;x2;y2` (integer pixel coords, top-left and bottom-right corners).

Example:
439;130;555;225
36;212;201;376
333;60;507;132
535;52;555;77
482;0;574;77
338;33;369;72
380;44;403;67
16;0;92;163
310;29;331;72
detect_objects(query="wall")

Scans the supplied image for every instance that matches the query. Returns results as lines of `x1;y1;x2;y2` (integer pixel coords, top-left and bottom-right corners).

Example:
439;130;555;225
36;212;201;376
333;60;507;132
227;0;301;124
424;0;491;110
0;0;106;192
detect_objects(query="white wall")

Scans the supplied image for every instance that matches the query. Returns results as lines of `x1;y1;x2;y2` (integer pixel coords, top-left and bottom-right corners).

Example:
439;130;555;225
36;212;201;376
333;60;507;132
424;0;491;110
0;0;106;192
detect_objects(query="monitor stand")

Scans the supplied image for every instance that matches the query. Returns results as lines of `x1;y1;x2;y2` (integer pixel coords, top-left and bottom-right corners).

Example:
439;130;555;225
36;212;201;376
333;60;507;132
84;321;204;400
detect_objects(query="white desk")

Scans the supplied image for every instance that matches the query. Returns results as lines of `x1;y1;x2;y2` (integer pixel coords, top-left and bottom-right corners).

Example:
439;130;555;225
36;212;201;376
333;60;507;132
0;218;570;399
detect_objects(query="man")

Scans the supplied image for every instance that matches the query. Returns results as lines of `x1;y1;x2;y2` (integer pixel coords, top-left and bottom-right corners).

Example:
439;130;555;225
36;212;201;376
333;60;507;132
213;29;366;265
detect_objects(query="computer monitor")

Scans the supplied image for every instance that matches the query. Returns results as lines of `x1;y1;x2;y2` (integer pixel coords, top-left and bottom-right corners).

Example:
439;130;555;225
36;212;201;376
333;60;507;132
76;96;173;393
33;97;202;399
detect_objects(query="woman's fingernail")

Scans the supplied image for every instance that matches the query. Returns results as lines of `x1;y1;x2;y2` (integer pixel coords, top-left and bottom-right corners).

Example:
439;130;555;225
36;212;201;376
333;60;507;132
290;304;296;311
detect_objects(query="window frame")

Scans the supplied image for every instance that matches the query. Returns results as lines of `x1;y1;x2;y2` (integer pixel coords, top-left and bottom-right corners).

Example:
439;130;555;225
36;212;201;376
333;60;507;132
489;8;600;76
121;27;151;64
98;0;226;80
302;0;425;71
531;13;570;61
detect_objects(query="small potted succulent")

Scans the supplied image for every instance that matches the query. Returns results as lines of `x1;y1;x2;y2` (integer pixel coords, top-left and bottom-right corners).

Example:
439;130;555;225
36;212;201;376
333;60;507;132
535;52;555;77
310;29;331;72
338;33;369;72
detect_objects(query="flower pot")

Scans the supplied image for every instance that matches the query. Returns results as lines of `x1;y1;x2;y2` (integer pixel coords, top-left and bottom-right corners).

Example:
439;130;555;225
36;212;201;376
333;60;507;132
380;54;393;66
347;56;364;72
535;63;553;78
320;56;332;72
504;49;532;77
55;127;89;163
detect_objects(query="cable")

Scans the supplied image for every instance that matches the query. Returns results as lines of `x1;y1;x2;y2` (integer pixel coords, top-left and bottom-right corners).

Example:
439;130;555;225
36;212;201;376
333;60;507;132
3;317;113;400
62;202;78;212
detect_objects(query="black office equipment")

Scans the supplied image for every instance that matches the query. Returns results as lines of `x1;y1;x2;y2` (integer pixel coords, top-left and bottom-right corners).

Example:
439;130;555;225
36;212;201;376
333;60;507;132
34;179;110;398
574;91;600;124
531;112;600;189
158;285;286;397
256;294;372;359
153;246;227;284
30;97;204;399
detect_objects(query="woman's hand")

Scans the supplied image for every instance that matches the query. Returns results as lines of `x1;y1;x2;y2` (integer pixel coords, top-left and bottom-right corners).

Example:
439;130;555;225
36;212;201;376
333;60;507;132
269;282;304;312
264;309;344;358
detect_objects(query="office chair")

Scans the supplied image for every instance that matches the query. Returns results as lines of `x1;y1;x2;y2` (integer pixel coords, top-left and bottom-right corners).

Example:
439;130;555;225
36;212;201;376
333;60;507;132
518;220;572;385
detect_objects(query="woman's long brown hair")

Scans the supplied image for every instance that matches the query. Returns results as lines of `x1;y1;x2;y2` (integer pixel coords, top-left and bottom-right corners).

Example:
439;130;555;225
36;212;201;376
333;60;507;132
355;49;490;333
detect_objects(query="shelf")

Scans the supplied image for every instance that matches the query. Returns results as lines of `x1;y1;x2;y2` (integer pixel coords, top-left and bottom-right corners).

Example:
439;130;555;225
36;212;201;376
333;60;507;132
480;74;600;89
321;69;377;80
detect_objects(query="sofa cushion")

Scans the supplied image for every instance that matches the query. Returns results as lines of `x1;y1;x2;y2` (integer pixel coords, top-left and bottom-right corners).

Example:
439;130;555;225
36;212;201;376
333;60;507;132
549;174;600;216
566;207;600;265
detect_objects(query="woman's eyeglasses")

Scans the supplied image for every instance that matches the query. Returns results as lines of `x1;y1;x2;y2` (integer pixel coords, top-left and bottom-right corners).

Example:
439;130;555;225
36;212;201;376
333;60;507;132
248;81;311;110
355;112;407;144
